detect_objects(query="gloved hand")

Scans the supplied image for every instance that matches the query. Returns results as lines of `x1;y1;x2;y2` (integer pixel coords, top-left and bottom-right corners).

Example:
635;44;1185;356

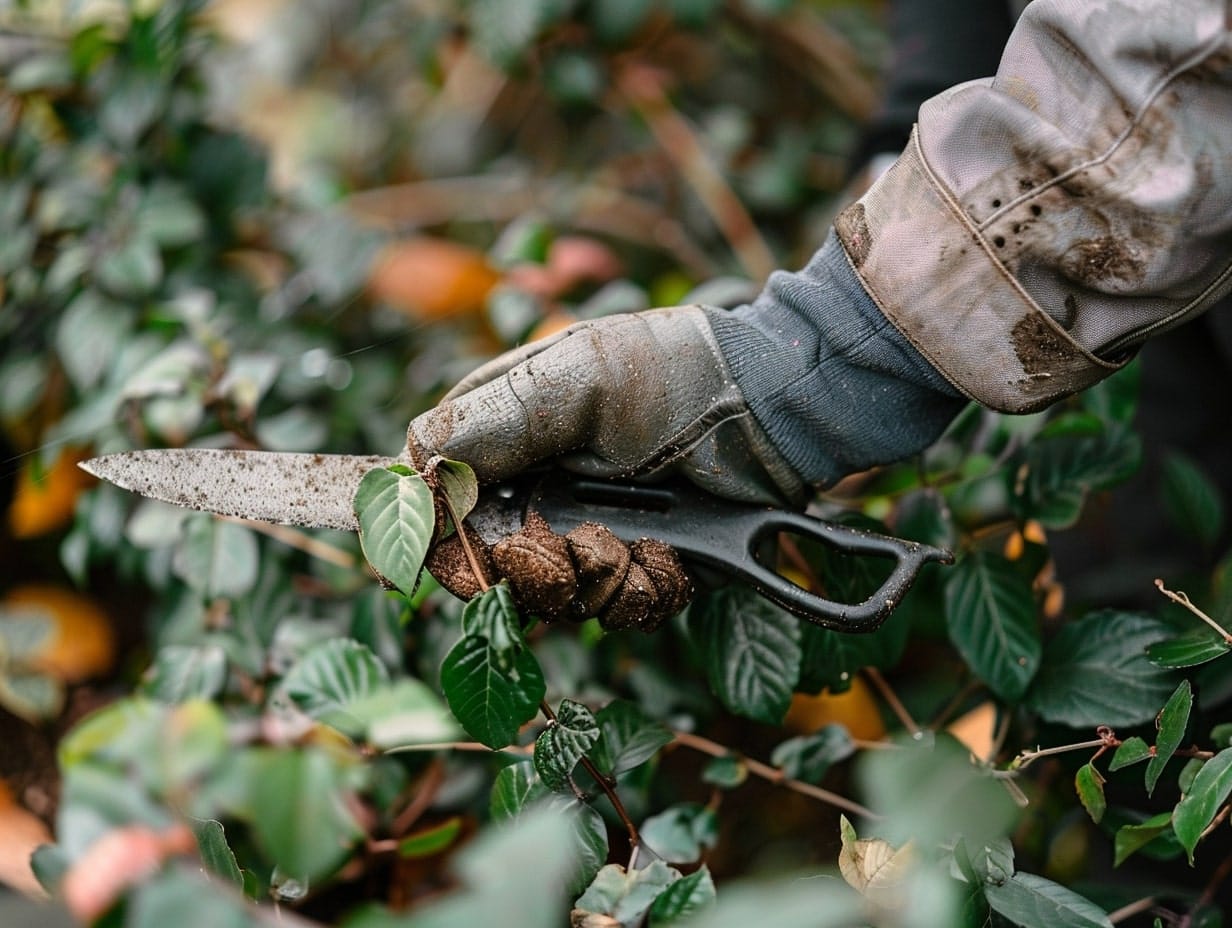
408;305;807;506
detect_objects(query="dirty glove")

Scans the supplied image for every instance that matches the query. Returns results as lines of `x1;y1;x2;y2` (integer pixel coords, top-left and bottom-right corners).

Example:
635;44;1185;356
410;304;806;505
410;232;967;507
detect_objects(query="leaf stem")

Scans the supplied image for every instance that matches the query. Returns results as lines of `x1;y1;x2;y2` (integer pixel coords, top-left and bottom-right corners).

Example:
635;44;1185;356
671;730;881;821
1155;579;1232;643
1007;734;1113;773
1107;896;1158;924
862;667;921;735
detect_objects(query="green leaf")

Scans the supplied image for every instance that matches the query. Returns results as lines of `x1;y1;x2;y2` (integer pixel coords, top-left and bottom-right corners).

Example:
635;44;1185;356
1027;611;1177;728
1109;736;1151;771
640;803;718;865
689;585;801;724
1161;452;1224;548
1075;763;1106;824
771;724;855;783
434;457;480;524
0;671;64;723
562;798;610;895
440;632;545;749
55;290;135;391
1173;747;1232;863
399;817;463;859
1113;812;1175;866
575;861;681;927
1147;628;1231;669
1146;680;1192;795
461;585;524;673
595;699;673;775
128;869;252;928
490;762;548;820
346;679;462;750
173;517;259;600
29;843;70;895
190;818;244;889
534;698;600;792
236;747;364;881
141;644;227;703
944;552;1041;702
1011;429;1141;529
280;638;390;733
649;866;716;925
701;755;748;789
985;871;1113;928
354;466;436;595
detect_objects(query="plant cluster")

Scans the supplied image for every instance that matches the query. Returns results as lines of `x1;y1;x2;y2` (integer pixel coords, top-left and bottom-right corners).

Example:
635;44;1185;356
2;2;1231;928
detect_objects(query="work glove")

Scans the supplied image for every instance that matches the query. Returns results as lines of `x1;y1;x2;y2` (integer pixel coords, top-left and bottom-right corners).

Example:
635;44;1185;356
409;305;807;506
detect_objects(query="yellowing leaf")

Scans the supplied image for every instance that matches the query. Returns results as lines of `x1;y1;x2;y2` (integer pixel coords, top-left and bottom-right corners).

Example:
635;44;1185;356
838;816;915;909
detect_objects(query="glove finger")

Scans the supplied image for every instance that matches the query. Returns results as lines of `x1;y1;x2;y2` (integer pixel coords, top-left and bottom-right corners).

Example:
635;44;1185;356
409;326;607;482
440;324;580;402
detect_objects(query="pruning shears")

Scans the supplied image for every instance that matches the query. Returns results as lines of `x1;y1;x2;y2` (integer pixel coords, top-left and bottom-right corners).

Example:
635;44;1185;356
81;449;951;632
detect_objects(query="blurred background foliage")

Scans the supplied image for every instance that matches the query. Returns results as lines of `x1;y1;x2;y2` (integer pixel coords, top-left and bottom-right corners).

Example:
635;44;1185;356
2;0;1231;926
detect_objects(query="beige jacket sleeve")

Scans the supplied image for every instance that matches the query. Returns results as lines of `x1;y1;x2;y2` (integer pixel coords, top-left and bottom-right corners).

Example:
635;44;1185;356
836;0;1232;412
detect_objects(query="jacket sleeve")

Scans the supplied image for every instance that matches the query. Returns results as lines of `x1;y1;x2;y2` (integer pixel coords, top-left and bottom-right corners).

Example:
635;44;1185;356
835;0;1232;413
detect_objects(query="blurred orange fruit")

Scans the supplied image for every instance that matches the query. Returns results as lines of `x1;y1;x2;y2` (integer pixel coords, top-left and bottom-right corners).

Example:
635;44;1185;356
784;676;886;742
2;585;114;684
368;237;501;322
526;310;579;343
8;447;95;539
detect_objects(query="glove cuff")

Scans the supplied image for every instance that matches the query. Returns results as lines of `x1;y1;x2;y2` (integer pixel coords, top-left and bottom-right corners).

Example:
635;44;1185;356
707;231;967;487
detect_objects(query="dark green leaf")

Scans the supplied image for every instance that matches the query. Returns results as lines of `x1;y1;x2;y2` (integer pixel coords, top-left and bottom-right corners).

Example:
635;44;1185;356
689;585;801;724
190;818;244;889
1147;628;1231;669
944;552;1041;702
1075;763;1106;824
1161;452;1224;548
771;724;855;783
461;585;524;673
562;798;610;895
595;699;673;775
1109;737;1151;771
1146;680;1191;795
1173;747;1232;863
985;871;1112;928
354;466;435;595
534;698;600;792
280;638;389;733
1027;612;1176;728
1011;429;1141;529
490;762;548;820
141;644;227;703
640;803;718;865
440;633;545;749
649;866;716;925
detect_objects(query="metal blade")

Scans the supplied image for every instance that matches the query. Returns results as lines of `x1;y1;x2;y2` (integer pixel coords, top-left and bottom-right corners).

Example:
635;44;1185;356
80;449;403;530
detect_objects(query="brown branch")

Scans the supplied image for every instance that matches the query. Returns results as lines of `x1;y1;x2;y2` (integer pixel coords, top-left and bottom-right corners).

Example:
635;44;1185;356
862;667;920;736
1107;896;1158;924
617;64;777;281
671;730;880;821
223;516;355;568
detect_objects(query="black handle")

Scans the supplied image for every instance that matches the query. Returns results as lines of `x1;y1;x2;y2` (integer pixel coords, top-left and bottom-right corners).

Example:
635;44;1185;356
529;475;952;633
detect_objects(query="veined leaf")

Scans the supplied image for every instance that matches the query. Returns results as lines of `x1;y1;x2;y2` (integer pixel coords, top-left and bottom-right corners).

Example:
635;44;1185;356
1147;628;1231;669
534;698;600;793
1146;680;1191;795
280;638;390;735
354;466;435;595
944;552;1041;703
985;871;1112;928
440;633;545;749
771;725;855;784
1173;747;1232;863
1109;737;1151;771
689;586;801;724
594;699;673;776
1075;763;1106;824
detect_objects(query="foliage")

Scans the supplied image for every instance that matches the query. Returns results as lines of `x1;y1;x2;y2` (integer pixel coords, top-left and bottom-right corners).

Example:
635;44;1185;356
3;1;1232;927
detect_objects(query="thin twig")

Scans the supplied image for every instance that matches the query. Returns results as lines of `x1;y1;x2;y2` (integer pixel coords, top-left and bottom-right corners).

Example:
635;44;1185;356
671;730;881;821
1155;579;1232;643
389;758;447;837
1107;896;1158;924
224;516;355;567
1006;735;1112;773
862;667;920;735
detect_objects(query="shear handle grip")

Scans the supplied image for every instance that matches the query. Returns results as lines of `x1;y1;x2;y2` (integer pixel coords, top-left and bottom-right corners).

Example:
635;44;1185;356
732;510;952;633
